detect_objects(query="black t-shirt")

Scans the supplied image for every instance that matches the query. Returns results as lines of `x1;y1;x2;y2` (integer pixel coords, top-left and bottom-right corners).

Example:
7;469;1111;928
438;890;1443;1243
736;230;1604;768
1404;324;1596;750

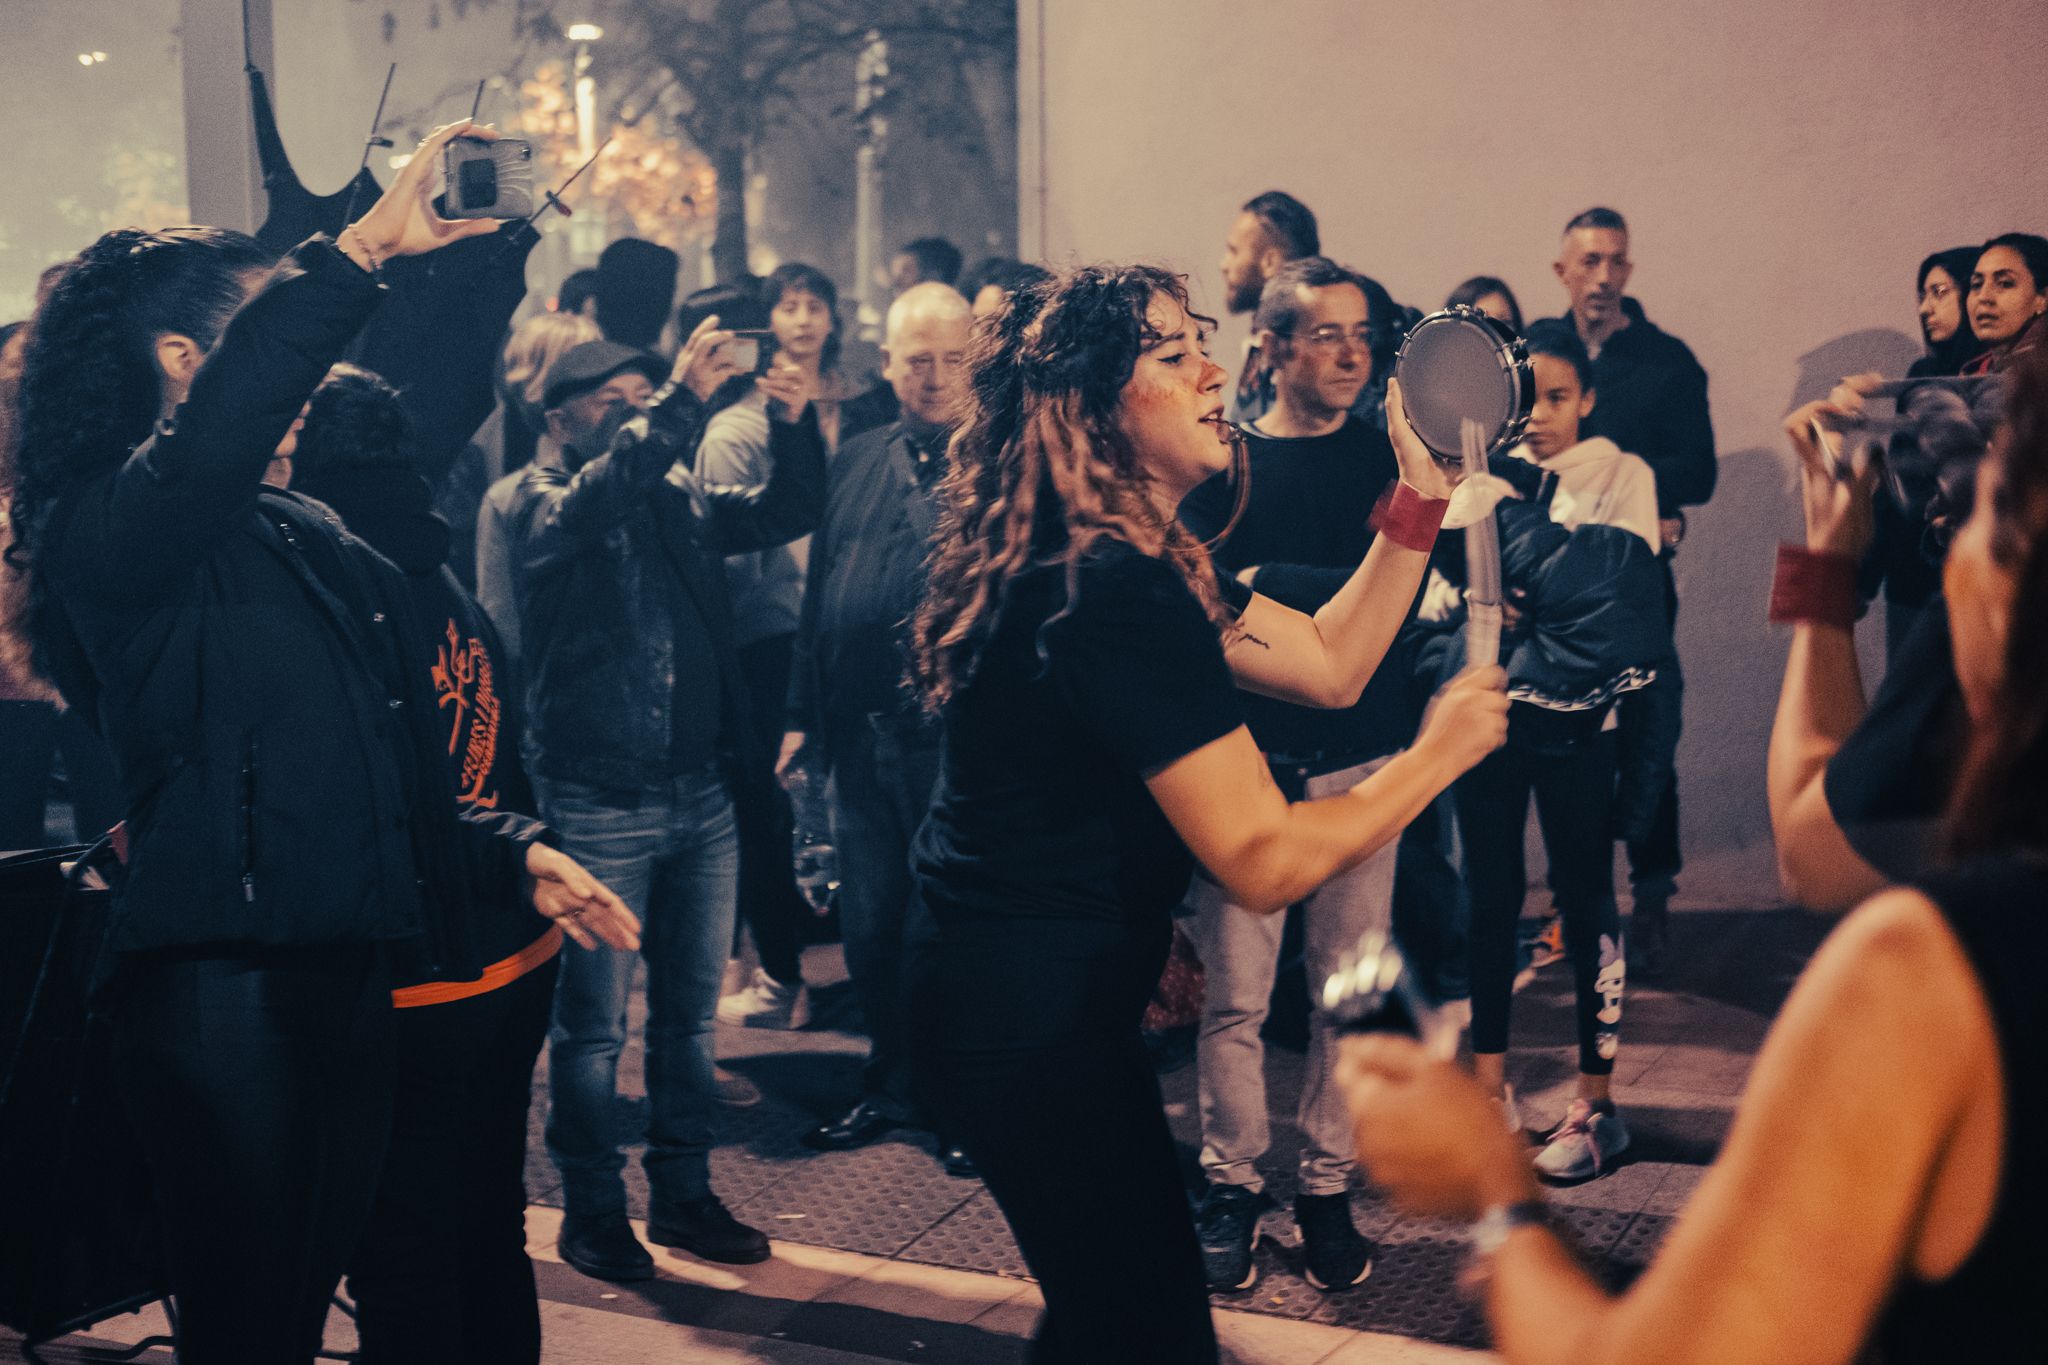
910;544;1247;1048
1178;416;1419;762
1824;595;1967;881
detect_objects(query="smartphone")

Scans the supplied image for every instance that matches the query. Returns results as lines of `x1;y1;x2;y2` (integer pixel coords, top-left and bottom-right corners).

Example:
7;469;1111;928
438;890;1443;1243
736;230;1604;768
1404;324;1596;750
723;329;775;374
443;136;536;219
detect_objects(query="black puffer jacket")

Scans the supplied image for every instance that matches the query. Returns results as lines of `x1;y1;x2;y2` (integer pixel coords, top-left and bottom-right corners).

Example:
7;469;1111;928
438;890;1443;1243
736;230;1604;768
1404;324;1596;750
36;238;546;968
1419;459;1678;827
506;385;826;791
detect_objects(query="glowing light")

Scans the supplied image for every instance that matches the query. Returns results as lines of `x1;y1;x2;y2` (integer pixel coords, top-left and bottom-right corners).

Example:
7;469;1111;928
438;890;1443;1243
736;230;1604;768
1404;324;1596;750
92;51;107;61
566;23;604;42
78;53;94;65
388;153;414;170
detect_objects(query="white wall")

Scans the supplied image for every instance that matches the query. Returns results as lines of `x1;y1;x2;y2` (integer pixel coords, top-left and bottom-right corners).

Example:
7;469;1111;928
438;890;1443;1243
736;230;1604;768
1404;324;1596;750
1021;0;2048;902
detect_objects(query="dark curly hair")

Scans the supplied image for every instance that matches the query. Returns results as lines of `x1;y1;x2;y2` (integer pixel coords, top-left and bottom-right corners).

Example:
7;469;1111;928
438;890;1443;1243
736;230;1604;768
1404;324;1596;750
1948;340;2048;856
908;264;1247;709
293;363;414;476
5;226;273;679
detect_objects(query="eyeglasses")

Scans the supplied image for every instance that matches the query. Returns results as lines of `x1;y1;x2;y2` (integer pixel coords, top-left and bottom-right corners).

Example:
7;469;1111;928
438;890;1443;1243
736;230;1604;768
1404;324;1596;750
1290;325;1375;352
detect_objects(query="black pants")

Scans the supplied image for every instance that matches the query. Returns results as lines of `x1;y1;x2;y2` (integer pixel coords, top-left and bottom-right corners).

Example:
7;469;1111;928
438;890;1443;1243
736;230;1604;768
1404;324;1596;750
109;944;395;1364
349;955;558;1365
923;1032;1216;1364
734;632;809;985
825;716;942;1113
1457;735;1625;1076
1625;557;1683;897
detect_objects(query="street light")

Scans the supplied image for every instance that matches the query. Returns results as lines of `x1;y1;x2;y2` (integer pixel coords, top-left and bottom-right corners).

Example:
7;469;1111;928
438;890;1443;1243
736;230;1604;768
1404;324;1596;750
566;23;604;42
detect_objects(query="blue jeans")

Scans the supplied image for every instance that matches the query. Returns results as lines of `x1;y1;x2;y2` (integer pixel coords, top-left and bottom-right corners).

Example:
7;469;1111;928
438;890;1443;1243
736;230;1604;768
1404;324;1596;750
536;766;739;1215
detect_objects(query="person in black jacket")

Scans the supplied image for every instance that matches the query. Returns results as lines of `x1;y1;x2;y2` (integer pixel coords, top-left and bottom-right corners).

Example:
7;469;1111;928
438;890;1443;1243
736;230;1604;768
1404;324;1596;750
5;123;637;1365
291;365;560;1364
507;319;828;1281
1544;206;1716;973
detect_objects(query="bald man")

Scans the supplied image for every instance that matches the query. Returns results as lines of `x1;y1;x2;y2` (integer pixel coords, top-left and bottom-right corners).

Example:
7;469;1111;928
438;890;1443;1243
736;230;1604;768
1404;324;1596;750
778;284;976;1170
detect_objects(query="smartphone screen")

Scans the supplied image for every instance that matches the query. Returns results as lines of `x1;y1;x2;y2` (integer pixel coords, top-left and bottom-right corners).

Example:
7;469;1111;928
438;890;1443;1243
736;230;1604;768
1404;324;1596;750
725;337;760;371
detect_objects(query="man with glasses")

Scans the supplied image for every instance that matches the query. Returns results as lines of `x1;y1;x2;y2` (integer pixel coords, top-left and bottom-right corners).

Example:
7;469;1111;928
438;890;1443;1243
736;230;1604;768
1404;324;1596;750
1176;257;1422;1295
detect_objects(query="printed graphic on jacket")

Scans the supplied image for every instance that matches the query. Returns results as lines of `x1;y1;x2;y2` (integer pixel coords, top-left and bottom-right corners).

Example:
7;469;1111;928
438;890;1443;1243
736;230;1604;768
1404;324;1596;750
433;620;503;808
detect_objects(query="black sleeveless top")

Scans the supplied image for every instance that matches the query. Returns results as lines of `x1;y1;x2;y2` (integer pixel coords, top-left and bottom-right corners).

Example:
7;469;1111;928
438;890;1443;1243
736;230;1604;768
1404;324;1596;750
1871;854;2048;1360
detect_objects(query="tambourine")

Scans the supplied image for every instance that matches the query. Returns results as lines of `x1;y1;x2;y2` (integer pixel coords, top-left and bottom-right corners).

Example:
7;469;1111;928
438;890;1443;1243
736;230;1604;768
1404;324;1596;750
1322;928;1460;1057
1393;306;1533;463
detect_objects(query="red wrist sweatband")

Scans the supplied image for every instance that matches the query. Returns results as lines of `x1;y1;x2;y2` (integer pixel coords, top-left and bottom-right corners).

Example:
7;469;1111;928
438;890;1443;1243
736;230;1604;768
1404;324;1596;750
1768;544;1859;629
1370;481;1450;553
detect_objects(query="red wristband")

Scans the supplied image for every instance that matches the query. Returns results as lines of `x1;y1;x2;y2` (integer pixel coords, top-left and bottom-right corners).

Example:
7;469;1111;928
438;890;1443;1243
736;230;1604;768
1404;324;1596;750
1370;481;1450;553
1768;543;1859;629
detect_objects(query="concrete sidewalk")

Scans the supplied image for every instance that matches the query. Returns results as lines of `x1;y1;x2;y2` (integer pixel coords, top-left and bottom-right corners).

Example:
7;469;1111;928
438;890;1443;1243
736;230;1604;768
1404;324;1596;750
7;903;1818;1362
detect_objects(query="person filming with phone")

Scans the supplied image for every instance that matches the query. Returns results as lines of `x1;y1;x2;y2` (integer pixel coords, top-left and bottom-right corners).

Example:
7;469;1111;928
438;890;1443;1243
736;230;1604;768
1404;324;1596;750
5;123;640;1364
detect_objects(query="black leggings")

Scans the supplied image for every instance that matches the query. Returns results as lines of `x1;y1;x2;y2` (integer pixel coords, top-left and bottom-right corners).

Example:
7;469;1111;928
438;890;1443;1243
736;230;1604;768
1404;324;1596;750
734;632;810;986
110;944;395;1364
922;1031;1216;1364
1457;735;1625;1076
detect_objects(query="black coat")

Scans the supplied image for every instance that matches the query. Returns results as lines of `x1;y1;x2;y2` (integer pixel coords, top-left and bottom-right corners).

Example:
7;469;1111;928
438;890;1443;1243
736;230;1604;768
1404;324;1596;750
37;239;545;968
1546;299;1717;515
506;385;827;792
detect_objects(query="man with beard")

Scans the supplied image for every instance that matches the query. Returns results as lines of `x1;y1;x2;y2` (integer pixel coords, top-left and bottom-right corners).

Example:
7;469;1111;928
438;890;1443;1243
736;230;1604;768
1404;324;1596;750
1178;257;1421;1295
1219;191;1321;425
770;284;977;1173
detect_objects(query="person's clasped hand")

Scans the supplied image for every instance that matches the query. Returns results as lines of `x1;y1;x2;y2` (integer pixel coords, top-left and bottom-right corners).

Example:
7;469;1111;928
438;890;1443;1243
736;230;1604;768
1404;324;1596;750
1417;664;1510;775
523;843;642;952
1338;1034;1537;1221
758;358;819;423
1782;372;1883;559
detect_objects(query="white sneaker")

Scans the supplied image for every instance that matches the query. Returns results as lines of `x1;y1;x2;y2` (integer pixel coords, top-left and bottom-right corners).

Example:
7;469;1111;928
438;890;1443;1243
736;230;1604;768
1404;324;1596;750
1532;1099;1630;1183
717;967;811;1030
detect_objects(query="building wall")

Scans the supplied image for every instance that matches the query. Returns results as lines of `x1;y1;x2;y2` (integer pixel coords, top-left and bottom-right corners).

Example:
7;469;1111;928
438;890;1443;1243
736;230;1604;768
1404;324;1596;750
1020;0;2048;902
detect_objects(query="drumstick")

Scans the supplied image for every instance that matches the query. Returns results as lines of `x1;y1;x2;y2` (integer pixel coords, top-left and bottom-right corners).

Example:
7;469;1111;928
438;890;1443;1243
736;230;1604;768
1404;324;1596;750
1460;417;1504;669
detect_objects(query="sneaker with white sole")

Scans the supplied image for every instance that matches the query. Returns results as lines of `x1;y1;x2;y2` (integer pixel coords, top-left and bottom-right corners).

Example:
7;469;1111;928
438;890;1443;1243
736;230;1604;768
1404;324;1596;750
717;967;811;1030
1532;1099;1629;1183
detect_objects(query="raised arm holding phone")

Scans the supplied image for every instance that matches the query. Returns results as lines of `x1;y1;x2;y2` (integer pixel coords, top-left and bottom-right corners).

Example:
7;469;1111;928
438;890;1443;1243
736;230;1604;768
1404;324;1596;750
8;120;634;1364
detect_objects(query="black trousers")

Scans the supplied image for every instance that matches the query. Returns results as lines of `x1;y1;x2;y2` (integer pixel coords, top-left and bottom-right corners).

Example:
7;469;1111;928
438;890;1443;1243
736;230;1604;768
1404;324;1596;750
826;717;941;1112
1625;557;1683;896
734;632;809;986
348;955;558;1365
1457;735;1625;1076
109;943;395;1364
922;1031;1217;1365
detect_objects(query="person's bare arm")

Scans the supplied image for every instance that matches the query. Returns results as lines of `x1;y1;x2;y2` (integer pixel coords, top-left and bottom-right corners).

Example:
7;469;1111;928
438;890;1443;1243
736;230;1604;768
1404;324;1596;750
1767;380;1888;909
1146;665;1506;914
1222;378;1450;709
1345;887;1999;1365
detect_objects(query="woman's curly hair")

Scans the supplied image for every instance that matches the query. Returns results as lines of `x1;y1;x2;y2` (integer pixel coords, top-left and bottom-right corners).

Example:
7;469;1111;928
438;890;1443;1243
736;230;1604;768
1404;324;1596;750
908;264;1246;710
3;226;273;689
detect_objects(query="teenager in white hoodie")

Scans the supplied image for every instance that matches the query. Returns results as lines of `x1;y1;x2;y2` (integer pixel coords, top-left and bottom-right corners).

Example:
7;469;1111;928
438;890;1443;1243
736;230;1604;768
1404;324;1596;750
1440;320;1664;1183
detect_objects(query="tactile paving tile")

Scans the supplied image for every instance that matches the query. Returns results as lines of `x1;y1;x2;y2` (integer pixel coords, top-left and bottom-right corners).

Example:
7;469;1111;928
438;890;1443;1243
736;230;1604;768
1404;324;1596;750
898;1189;1031;1278
1596;1210;1673;1291
731;1137;980;1257
1549;1203;1640;1262
1229;1226;1488;1346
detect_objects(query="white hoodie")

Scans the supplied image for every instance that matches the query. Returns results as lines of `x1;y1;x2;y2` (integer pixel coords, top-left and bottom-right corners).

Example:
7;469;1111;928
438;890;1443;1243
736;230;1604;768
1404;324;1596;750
1441;436;1661;552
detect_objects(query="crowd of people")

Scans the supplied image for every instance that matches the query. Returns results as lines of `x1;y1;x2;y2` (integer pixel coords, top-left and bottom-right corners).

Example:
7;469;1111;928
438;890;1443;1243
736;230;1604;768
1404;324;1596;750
0;114;2043;1363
